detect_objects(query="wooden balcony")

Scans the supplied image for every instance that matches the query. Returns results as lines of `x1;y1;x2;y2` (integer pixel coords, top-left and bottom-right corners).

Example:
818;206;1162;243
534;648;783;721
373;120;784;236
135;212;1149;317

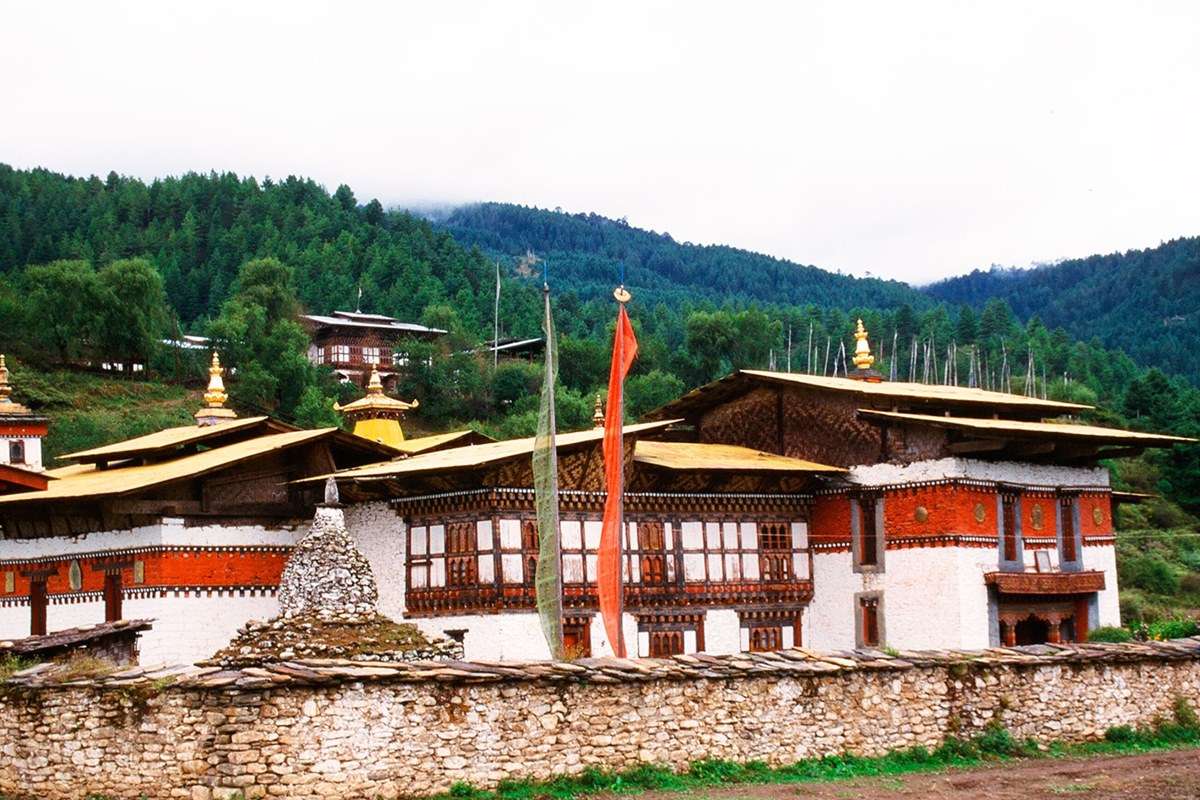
405;579;814;617
984;570;1105;596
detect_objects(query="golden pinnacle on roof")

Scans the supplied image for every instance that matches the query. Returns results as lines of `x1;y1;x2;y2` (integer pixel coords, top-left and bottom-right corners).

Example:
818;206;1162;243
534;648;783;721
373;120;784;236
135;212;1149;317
593;394;604;428
334;366;418;449
852;319;875;371
0;355;10;404
0;354;31;415
195;352;237;425
365;364;385;396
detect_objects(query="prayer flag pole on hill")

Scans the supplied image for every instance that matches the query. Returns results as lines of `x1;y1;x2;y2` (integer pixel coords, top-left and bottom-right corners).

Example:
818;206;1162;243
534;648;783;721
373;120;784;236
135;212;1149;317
598;276;637;658
533;265;564;659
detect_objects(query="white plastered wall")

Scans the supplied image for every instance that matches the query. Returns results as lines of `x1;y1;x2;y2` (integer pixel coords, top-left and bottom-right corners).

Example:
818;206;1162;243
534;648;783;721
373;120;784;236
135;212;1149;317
0;517;301;664
344;501;406;621
0;436;43;471
849;458;1110;488
1084;544;1121;628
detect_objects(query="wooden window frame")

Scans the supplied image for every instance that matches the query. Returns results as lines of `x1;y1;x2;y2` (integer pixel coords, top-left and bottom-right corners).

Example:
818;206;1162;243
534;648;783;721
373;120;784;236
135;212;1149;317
852;495;884;573
9;439;25;466
1058;495;1081;571
738;608;803;652
637;612;705;657
103;570;123;622
30;579;47;636
562;614;592;658
999;491;1023;571
855;591;884;648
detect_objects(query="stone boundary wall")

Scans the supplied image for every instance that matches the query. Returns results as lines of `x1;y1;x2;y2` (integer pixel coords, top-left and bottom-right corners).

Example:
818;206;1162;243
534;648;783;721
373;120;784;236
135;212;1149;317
2;638;1199;800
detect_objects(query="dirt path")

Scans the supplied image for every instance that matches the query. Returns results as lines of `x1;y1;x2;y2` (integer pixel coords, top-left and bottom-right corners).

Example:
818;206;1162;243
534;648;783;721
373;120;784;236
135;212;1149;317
630;748;1200;800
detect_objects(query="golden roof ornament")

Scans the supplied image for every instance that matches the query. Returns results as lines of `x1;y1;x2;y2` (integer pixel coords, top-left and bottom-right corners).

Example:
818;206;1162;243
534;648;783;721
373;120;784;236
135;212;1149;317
365;364;386;396
0;354;11;404
0;354;31;415
852;319;875;371
593;394;604;428
334;365;417;448
195;352;238;426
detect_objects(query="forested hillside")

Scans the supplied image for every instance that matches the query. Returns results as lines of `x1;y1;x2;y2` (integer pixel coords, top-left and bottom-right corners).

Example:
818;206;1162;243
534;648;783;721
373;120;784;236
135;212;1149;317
439;202;928;311
924;238;1200;385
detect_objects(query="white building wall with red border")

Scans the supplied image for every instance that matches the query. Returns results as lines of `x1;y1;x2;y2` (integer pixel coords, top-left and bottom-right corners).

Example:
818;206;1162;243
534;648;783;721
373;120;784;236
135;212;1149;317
0;518;301;665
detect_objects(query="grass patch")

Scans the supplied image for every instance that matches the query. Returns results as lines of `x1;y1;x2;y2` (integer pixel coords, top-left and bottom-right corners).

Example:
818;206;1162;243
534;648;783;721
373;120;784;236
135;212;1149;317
431;700;1200;800
44;654;118;683
0;654;38;681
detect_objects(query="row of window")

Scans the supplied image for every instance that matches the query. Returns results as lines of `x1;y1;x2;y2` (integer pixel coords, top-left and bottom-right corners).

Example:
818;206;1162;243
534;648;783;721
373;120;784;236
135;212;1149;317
313;345;415;366
849;494;1086;574
561;611;804;658
407;518;810;590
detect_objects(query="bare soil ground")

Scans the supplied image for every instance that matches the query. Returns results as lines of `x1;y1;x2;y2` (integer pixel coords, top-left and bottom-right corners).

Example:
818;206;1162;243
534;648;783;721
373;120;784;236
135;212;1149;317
632;748;1200;800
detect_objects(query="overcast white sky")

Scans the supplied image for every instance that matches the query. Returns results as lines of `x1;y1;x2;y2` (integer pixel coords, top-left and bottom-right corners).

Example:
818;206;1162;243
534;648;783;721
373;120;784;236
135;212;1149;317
3;1;1199;284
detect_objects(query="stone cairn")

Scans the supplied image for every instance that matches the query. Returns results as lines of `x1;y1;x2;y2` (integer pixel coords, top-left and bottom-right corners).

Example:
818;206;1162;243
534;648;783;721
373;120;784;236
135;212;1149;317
276;484;378;621
210;479;460;666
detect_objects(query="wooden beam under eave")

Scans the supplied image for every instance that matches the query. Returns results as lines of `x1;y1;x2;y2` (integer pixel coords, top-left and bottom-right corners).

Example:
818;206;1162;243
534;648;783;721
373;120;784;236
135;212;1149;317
947;439;1009;454
1007;441;1058;459
1092;446;1148;461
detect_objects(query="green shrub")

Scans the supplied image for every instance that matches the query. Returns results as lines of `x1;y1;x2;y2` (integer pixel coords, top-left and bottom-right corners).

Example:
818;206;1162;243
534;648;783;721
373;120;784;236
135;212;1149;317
1120;552;1180;595
1105;725;1137;743
1173;697;1200;730
975;722;1018;756
1146;619;1200;640
1087;626;1133;643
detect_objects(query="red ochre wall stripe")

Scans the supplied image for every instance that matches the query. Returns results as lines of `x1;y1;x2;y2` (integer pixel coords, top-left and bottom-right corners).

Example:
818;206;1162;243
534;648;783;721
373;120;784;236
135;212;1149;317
1;548;290;599
811;485;1115;548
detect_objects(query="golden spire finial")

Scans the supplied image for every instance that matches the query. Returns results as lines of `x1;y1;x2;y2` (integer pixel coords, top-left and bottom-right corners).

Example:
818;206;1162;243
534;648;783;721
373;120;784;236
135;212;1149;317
852;319;875;371
195;352;237;425
366;364;384;396
593;394;604;428
0;354;10;404
204;352;228;407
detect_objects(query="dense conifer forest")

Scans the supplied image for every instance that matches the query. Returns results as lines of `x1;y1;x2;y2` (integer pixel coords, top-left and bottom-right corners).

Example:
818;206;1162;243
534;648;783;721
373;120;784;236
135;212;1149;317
925;239;1200;386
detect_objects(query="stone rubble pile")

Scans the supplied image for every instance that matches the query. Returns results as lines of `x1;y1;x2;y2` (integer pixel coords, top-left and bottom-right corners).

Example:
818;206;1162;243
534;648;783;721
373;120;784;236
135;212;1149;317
212;493;459;667
276;504;378;619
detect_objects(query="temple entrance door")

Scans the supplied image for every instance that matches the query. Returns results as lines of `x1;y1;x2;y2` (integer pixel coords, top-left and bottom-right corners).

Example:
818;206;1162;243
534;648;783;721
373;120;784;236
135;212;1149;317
1015;615;1050;645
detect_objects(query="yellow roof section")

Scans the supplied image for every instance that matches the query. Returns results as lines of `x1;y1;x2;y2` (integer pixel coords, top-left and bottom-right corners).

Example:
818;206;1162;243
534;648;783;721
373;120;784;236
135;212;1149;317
310;420;676;483
740;371;1091;412
394;430;494;455
857;410;1196;445
634;441;845;473
0;428;334;505
61;416;271;462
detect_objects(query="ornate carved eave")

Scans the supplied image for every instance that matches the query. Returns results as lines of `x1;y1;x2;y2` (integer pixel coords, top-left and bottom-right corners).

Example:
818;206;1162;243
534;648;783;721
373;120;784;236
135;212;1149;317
984;570;1105;595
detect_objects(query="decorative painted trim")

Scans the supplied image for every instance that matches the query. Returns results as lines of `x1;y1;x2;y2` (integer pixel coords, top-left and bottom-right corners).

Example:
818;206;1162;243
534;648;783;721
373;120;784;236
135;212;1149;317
816;478;1113;497
813;533;1115;553
0;585;279;608
0;544;293;567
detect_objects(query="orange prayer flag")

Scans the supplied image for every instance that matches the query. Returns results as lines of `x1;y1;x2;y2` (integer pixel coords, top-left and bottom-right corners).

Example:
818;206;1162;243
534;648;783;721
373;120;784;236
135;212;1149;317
598;303;638;657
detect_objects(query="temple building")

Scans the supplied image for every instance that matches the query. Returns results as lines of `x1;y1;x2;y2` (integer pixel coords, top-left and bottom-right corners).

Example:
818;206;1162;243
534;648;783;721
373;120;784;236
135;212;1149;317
308;322;1190;660
0;354;398;662
648;323;1193;650
0;322;1192;665
302;310;445;388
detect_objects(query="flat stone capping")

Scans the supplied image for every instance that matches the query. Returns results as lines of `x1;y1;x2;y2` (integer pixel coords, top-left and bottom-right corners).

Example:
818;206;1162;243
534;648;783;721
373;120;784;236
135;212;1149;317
7;636;1200;690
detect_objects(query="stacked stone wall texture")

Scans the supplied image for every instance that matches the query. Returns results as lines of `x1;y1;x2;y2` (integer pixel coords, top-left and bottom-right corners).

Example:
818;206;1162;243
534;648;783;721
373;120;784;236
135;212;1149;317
0;639;1198;800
